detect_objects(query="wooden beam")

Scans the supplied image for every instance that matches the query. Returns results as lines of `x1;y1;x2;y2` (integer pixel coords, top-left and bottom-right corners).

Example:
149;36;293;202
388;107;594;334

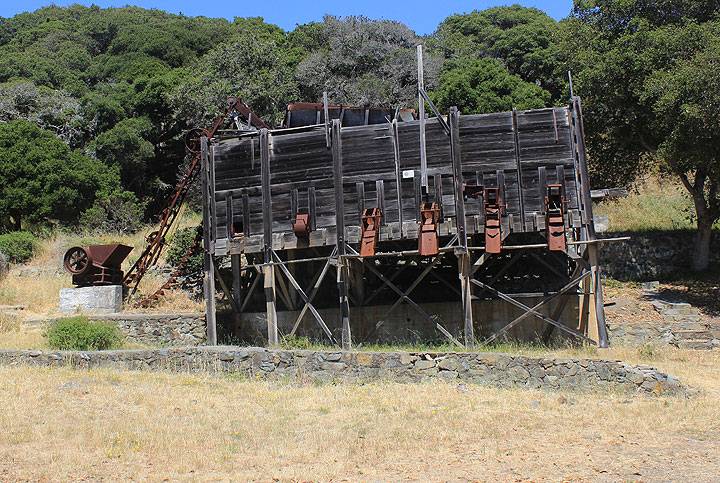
390;119;403;237
260;128;278;346
332;119;352;349
417;45;428;190
200;136;217;345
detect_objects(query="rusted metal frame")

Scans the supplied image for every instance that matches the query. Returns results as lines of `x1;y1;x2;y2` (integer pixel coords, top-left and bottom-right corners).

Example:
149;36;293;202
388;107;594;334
289;247;338;336
344;244;463;348
200;137;217;345
272;251;338;346
124;98;264;297
332;119;352;349
475;272;594;345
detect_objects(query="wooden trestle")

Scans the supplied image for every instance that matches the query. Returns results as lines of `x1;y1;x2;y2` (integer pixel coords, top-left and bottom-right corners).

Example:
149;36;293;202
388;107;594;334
200;97;614;348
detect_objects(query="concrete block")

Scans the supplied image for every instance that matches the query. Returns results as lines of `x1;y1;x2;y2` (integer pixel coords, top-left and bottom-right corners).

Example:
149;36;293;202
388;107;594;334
59;285;123;314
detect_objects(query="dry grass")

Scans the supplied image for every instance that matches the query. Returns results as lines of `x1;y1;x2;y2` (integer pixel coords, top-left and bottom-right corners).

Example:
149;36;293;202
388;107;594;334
595;175;720;232
0;347;718;481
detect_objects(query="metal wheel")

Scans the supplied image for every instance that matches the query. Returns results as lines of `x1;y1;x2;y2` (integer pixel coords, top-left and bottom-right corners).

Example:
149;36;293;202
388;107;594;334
184;128;209;154
63;247;91;275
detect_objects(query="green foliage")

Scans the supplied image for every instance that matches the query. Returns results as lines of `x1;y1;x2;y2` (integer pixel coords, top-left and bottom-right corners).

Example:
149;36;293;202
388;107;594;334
435;6;563;99
294;16;441;106
166;227;203;274
0;231;37;264
90;117;155;196
45;316;122;351
79;189;145;233
280;335;315;350
174;24;298;127
432;57;550;114
561;0;720;269
0;120;120;231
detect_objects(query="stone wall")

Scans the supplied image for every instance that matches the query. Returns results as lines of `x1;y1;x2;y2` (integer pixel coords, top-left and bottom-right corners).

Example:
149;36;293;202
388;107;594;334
0;346;684;396
600;231;720;280
91;313;205;347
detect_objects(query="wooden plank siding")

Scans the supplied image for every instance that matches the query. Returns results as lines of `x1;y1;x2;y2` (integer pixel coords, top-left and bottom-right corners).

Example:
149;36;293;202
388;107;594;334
210;107;583;256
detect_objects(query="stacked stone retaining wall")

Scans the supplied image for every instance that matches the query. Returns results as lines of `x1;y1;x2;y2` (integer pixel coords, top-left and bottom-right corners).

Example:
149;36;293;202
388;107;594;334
600;231;720;280
0;346;684;396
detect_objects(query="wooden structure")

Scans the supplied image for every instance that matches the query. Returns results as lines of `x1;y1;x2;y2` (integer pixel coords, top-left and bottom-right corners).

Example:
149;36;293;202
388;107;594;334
199;89;614;348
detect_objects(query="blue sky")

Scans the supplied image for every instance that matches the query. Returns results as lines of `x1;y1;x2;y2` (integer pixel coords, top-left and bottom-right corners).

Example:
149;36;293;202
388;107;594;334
0;1;573;34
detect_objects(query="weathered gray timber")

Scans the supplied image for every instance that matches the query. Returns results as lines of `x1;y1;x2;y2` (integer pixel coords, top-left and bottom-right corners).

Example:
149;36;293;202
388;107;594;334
0;346;686;396
210;107;583;255
200;99;610;349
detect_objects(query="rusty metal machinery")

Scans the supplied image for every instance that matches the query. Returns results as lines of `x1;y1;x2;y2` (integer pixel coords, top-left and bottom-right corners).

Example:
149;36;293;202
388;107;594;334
63;244;133;287
122;97;267;300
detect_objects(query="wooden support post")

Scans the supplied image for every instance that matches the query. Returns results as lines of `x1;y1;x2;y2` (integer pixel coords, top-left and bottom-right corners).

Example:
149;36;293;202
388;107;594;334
231;253;242;335
417;45;428;190
450;107;474;348
200;136;217;345
332;119;352;350
260;128;278;346
511;109;526;231
573;97;608;347
391;119;404;237
242;192;250;236
226;191;234;240
458;250;474;348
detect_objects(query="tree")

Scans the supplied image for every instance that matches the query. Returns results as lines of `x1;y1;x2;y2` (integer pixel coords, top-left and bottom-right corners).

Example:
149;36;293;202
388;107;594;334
0;80;84;146
174;19;298;126
644;34;720;270
295;15;441;107
0;120;121;231
431;57;550;114
91;117;155;197
561;0;720;271
435;6;563;100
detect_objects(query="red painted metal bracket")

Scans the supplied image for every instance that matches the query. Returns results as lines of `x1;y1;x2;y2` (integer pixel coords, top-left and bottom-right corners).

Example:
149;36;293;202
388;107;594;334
483;187;504;254
545;184;567;252
418;202;441;256
292;213;311;238
359;207;383;257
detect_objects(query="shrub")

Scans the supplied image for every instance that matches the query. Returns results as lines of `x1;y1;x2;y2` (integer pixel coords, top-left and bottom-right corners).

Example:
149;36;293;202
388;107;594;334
45;316;122;351
166;226;203;273
0;231;38;264
80;190;145;233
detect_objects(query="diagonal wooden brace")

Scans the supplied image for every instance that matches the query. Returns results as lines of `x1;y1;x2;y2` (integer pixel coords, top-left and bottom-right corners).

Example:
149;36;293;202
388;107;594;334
474;271;594;344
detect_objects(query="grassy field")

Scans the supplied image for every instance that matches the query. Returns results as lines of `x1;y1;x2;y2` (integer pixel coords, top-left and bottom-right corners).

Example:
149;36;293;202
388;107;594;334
0;347;718;481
